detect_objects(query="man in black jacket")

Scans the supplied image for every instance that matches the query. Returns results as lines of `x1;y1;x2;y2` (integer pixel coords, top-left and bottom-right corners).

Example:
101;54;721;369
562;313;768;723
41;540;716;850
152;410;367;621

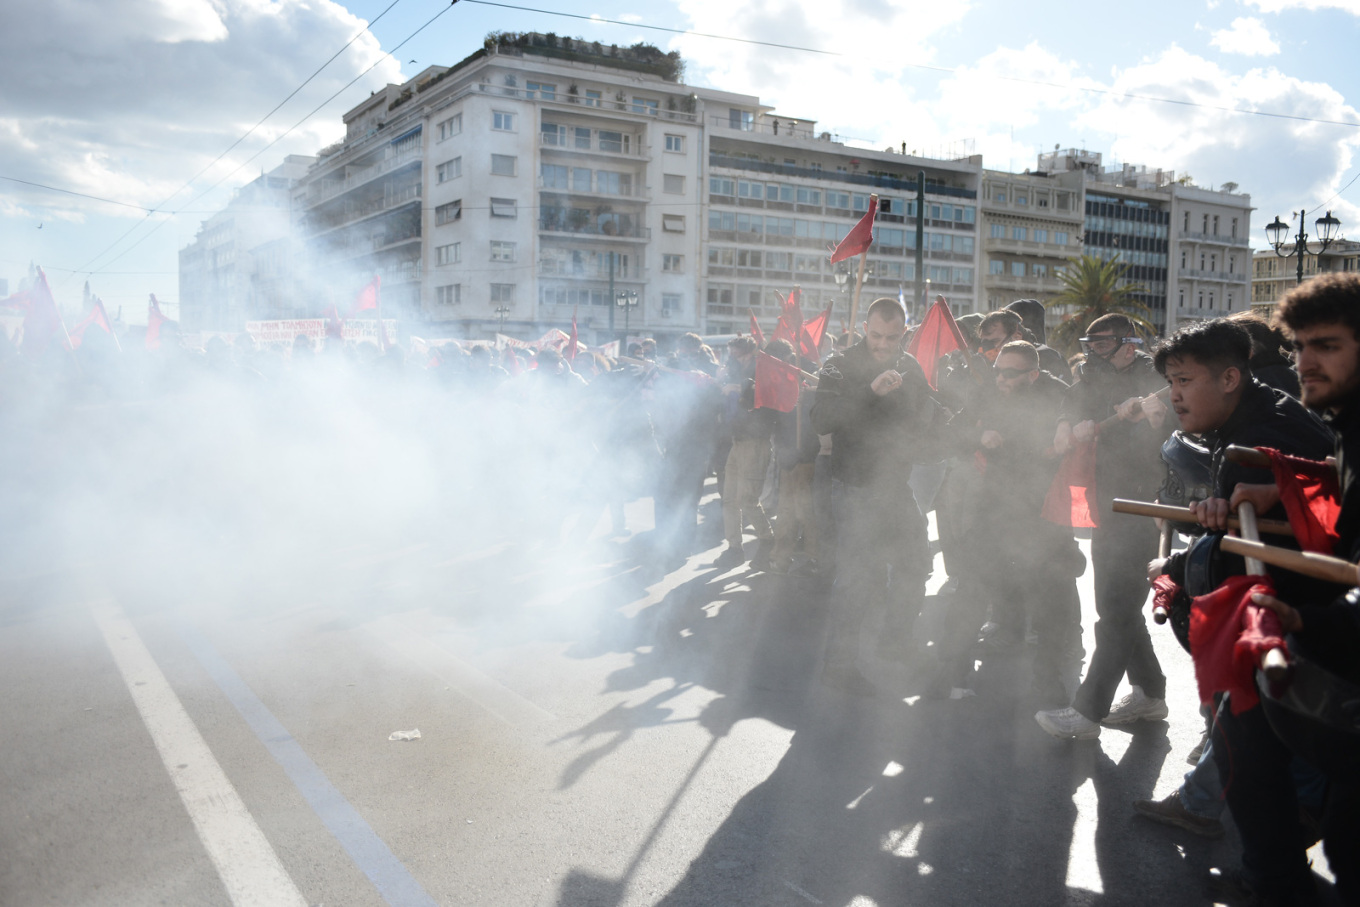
1135;319;1334;904
1238;275;1360;904
1037;314;1170;738
811;298;936;696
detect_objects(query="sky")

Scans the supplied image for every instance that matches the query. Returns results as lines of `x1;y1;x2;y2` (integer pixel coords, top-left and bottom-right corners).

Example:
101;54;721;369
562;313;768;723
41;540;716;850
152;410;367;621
2;0;1358;323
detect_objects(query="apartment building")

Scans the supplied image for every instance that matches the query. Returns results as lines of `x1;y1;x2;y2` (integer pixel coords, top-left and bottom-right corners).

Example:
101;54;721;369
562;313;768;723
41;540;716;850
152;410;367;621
178;155;315;331
978;169;1084;310
1251;238;1360;312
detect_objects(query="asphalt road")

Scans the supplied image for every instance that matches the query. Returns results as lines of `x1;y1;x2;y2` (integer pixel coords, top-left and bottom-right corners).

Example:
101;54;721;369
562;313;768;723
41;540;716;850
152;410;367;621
0;485;1340;906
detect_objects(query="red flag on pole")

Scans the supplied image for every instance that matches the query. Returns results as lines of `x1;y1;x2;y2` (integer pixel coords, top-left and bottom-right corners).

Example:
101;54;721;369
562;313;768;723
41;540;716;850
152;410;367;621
146;294;171;350
1189;575;1284;714
748;309;765;348
799;305;832;363
771;288;804;348
1258;446;1341;553
565;306;579;361
503;346;522;376
829;196;878;263
904;299;962;390
1;268;64;356
1041;440;1099;529
68;297;114;350
754;351;801;413
350;275;380;317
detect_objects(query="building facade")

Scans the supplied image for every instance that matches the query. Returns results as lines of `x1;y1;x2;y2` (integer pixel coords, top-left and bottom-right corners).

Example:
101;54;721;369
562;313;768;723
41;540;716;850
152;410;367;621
1251;238;1360;312
978;169;1084;310
178;155;315;331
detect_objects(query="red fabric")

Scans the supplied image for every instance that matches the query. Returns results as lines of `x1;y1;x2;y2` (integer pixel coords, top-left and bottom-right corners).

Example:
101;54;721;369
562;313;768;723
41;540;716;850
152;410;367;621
829;196;878;263
322;305;345;340
503;346;522;376
1041;439;1099;529
771;288;804;348
565;308;579;361
1;269;63;355
748;310;765;348
904;299;961;390
754;351;801;412
1189;575;1288;714
800;305;831;363
1151;574;1181;616
350;276;380;316
1256;446;1341;554
67;298;113;350
145;294;169;350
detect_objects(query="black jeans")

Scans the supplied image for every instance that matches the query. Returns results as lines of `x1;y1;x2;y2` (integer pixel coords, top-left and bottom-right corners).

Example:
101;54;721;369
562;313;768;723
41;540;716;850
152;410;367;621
1072;511;1164;720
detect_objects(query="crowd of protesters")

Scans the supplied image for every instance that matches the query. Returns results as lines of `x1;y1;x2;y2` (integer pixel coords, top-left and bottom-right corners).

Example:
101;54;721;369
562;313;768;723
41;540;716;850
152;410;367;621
3;273;1359;905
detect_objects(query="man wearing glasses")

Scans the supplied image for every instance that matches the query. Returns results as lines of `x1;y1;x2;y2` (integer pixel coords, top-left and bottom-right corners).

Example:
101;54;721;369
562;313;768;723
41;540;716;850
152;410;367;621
1036;314;1170;739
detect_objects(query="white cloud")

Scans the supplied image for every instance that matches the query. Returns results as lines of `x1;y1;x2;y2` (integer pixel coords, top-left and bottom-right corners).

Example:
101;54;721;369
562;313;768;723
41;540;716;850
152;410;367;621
1246;0;1360;12
1210;17;1281;55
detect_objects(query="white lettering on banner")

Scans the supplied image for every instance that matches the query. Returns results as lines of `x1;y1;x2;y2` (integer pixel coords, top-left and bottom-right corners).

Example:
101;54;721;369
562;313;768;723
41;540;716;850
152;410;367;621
245;319;397;347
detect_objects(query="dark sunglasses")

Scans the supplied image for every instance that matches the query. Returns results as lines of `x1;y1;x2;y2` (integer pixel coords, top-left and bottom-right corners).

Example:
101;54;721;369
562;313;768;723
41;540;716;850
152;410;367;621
995;367;1033;379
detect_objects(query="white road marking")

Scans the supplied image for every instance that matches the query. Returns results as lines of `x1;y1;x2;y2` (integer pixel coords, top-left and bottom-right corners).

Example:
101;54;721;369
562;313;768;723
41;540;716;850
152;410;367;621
1065;776;1104;895
92;603;308;907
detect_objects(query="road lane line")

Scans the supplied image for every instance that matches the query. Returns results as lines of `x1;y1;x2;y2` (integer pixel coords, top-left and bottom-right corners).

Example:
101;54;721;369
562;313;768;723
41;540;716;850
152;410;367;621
178;623;439;907
91;603;308;907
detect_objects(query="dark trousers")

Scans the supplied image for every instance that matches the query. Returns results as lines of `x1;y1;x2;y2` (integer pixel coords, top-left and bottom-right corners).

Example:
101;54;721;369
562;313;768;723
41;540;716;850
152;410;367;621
824;483;929;674
1073;511;1164;720
1212;701;1315;901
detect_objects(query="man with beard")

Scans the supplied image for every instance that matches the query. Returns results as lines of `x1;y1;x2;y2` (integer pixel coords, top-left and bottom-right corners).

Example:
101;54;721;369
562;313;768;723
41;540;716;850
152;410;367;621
937;341;1082;701
811;298;937;696
1036;313;1171;738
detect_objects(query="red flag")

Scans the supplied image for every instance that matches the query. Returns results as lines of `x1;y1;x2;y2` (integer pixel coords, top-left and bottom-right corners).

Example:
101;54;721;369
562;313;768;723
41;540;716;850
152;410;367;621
771;288;804;348
829;196;877;263
565;307;579;361
800;305;832;363
67;298;114;350
503;346;522;376
754;351;801;413
748;309;765;348
1;268;64;356
146;294;172;350
350;275;380;317
1190;575;1286;714
1042;440;1099;529
322;304;345;342
1257;447;1341;553
904;299;962;390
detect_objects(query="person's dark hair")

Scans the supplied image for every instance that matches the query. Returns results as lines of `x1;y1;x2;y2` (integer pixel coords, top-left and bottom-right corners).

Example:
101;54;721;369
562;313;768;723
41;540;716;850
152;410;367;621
1273;272;1360;340
865;297;906;324
728;335;757;355
1153;319;1252;377
996;340;1039;370
980;310;1022;337
835;329;862;349
1006;298;1048;345
677;332;703;352
1086;313;1135;339
1227;311;1291;366
765;337;796;363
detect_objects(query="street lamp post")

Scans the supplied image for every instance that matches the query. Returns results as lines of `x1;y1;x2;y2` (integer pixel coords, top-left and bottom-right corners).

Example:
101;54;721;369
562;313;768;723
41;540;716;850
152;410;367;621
494;304;511;334
1266;208;1342;285
833;264;850;325
615;290;638;343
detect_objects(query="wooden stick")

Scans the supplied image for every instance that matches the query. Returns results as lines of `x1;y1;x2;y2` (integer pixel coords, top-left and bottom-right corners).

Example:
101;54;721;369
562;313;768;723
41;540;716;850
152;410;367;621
1111;498;1295;538
1225;445;1272;469
1153;524;1174;624
1218;535;1360;587
848;245;870;332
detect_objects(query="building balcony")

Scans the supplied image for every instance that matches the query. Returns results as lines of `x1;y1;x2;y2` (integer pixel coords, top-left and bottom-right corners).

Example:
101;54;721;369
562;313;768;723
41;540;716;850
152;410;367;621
984;273;1063;292
539;133;650;160
1179;231;1250;247
307;148;423;208
304;185;421;236
709;153;978;200
983;237;1079;258
537;180;649;202
1179;268;1249;283
376;260;422;285
537;220;651;241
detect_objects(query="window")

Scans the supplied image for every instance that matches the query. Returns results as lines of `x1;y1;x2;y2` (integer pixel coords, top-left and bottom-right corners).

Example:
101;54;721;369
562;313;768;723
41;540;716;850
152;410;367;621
1203;213;1210;233
490;284;516;304
959;237;975;254
525;81;556;100
766;251;792;270
1033;229;1048;244
662;214;685;233
737;250;762;268
664;134;685;152
795;254;821;273
491;154;516;176
492;111;515;131
995;192;1006;204
632;97;659;116
955;268;973;284
596;171;632;195
436;284;460;306
541;123;566;146
1213;215;1220;235
1200;253;1207;270
797;187;821;205
708;248;735;266
1037;196;1049;208
710;176;735;196
572;167;592;192
598;130;627;153
663;174;685;195
541;163;568;189
729;109;755;130
1211;253;1217;272
436;157;462;183
661;294;681;318
826;191;851;209
436;242;460;265
1032;264;1047;277
435;200;461;225
1012;226;1028;241
574;126;591;149
1011;262;1026;277
1016;195;1028;206
989;259;1004;275
490;241;516;262
1198;291;1205;309
1231;217;1239;238
584;89;602;107
437;114;462;141
1181;251;1188;269
1229;256;1235;274
1054;231;1068;246
663;254;684;272
709;210;736;231
1227;292;1234;310
490;198;517;218
1183;211;1190;231
990;224;1004;238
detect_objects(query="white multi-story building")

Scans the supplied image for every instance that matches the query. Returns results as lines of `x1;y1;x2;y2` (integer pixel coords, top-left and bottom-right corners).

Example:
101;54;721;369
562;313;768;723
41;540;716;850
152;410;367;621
179;155;315;331
978;169;1084;310
287;33;982;345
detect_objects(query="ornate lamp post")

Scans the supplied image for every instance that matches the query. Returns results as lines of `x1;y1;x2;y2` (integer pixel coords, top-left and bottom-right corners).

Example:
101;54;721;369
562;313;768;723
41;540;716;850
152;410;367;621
615;290;639;342
1266;208;1342;285
494;304;511;334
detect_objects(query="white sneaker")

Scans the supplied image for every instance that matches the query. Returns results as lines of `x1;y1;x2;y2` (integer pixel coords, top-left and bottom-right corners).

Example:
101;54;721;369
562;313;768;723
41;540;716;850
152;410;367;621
1102;686;1170;726
1035;706;1101;740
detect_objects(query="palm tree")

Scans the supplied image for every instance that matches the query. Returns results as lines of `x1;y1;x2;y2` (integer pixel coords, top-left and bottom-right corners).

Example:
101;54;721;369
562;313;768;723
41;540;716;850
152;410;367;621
1044;255;1158;355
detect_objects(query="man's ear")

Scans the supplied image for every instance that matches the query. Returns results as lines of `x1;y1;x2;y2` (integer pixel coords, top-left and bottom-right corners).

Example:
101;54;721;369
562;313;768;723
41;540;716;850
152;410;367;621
1220;365;1243;394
